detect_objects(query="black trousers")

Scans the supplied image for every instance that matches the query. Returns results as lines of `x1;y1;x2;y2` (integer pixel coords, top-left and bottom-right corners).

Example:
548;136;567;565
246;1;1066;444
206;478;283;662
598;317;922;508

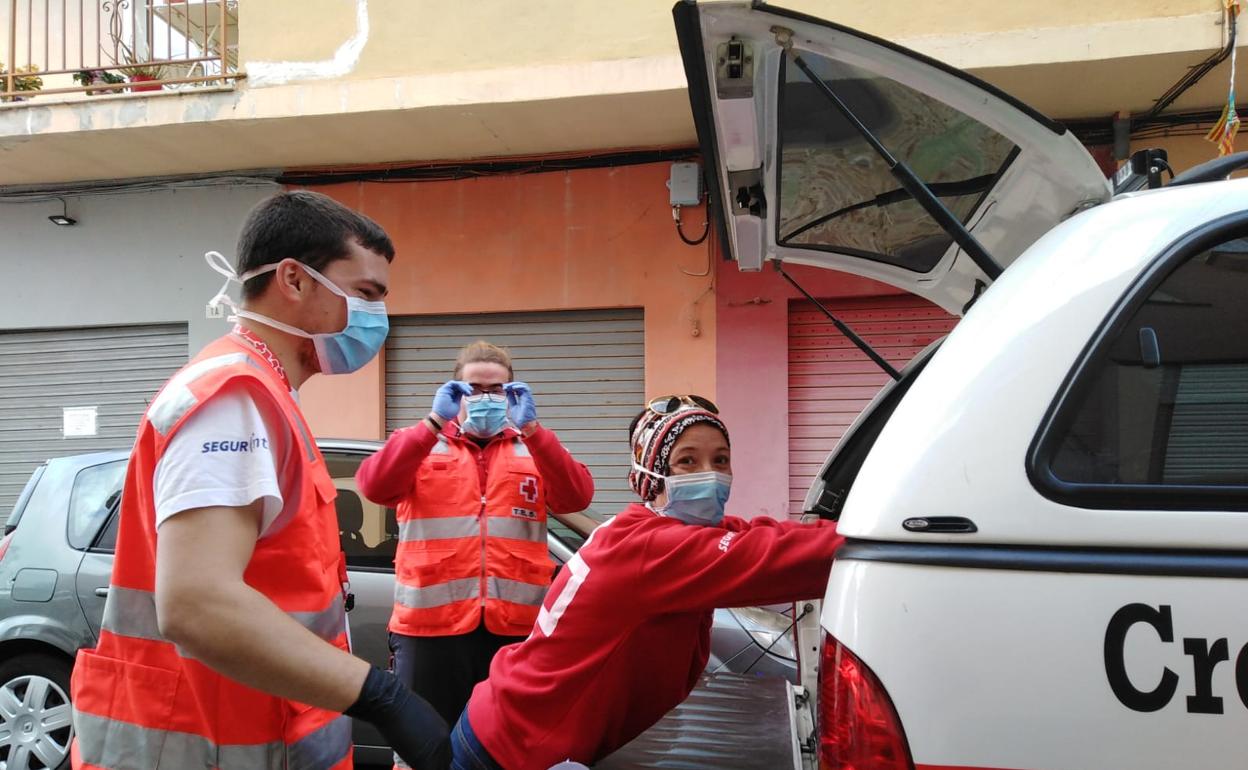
389;623;525;727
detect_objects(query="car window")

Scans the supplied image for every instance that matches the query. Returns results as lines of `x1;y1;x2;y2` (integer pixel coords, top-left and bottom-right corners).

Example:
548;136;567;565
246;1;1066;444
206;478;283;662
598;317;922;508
92;509;121;553
323;450;398;570
67;460;127;550
777;53;1017;272
547;518;587;552
5;463;45;533
1046;234;1248;491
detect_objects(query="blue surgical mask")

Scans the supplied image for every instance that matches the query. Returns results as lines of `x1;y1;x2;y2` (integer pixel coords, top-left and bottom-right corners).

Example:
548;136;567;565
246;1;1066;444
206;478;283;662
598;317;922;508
206;252;389;376
634;465;732;526
462;393;508;437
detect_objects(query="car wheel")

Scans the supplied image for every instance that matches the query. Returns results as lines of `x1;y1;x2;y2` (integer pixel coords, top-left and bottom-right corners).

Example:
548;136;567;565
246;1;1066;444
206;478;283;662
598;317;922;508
0;653;74;770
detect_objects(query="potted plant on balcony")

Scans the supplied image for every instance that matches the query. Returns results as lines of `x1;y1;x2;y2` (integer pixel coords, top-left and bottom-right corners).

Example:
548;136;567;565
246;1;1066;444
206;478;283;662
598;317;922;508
0;64;43;102
120;62;166;92
113;41;166;92
74;68;126;95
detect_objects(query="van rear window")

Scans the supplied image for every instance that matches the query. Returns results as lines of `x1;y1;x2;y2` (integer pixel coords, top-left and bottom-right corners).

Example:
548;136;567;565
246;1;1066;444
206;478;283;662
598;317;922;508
1047;236;1248;490
776;53;1017;272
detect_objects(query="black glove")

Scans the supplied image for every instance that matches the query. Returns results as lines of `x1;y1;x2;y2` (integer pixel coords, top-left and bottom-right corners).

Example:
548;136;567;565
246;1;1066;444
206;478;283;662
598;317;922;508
345;666;450;770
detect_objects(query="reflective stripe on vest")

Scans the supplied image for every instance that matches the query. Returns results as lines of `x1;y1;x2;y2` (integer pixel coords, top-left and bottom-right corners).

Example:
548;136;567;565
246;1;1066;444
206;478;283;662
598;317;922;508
486;576;548;607
73;709;352;770
394;577;479;610
145;351;319;461
487;517;544;543
397;516;543;543
146;353;250;434
399;516;479;542
103;585;347;645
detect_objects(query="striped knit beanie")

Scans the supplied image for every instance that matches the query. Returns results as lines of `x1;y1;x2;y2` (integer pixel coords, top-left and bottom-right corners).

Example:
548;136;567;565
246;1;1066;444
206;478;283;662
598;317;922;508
629;407;730;502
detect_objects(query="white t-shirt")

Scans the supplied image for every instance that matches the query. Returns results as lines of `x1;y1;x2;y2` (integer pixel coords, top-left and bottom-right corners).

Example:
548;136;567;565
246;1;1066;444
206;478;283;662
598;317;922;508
152;383;299;536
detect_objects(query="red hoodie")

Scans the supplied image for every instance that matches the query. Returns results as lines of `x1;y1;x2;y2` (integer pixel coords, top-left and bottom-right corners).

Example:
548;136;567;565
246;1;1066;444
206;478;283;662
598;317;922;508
466;503;844;770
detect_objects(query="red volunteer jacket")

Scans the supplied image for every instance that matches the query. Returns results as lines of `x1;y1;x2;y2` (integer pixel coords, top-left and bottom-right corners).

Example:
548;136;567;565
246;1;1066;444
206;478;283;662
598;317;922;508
356;420;594;637
466;503;845;770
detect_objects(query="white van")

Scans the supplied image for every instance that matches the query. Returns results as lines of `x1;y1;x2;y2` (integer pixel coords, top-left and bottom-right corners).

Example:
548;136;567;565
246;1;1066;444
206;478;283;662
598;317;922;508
674;3;1248;769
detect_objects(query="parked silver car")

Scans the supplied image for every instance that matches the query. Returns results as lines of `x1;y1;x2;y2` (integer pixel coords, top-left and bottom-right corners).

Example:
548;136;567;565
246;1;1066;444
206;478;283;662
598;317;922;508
0;439;797;770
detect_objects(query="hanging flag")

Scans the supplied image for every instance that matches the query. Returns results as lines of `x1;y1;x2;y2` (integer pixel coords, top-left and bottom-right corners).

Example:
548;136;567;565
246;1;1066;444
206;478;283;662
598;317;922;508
1206;0;1242;155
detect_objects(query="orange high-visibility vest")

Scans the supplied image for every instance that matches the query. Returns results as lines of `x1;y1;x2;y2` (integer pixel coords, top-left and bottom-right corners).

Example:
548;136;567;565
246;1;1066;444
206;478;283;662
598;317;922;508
391;432;554;637
70;335;353;770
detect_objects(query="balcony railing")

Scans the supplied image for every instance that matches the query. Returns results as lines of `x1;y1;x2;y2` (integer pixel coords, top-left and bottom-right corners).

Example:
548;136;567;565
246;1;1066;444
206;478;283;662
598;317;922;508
2;0;240;102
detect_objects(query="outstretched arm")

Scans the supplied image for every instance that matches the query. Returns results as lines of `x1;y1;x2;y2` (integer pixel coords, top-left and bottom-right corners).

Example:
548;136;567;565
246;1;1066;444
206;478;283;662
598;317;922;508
633;516;844;613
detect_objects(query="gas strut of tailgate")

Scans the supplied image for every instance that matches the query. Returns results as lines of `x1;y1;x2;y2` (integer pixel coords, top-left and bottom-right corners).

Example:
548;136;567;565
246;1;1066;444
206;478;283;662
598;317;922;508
771;26;1004;284
773;261;902;381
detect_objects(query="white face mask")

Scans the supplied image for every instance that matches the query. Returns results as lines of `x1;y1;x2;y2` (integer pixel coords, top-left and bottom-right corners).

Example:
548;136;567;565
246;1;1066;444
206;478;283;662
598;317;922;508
205;251;389;375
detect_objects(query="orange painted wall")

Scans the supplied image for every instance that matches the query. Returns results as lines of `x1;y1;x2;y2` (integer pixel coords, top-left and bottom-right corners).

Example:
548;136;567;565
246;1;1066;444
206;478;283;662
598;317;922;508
296;162;717;439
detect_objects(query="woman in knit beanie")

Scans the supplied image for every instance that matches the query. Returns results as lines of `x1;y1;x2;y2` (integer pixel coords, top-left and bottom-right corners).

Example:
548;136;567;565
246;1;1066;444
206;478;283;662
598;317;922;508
452;395;846;770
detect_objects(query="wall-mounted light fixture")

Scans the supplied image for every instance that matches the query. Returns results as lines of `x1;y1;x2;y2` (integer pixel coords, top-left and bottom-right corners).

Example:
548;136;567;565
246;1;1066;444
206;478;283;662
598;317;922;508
48;198;77;226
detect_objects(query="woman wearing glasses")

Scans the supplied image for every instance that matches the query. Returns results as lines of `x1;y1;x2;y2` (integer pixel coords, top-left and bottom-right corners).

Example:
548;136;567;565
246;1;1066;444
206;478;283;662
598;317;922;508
450;395;845;770
356;340;595;741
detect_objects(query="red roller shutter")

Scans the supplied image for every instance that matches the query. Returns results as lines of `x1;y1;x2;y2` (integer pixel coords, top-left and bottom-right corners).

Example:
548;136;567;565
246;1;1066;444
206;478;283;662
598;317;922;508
788;295;957;514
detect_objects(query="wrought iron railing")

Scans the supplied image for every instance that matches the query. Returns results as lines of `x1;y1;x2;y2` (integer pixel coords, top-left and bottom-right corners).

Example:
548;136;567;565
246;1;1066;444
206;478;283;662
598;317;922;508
2;0;240;102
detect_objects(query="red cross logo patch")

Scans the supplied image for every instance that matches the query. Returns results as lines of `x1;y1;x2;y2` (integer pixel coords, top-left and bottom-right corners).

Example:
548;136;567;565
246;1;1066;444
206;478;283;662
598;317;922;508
519;476;539;504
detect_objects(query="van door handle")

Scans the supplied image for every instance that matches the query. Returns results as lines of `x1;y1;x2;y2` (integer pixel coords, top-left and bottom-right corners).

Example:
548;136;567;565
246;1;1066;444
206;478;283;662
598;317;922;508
902;516;978;533
94;587;109;598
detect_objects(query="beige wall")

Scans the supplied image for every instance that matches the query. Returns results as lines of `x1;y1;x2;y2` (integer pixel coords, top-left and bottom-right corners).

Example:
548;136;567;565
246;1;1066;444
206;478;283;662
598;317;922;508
239;0;1220;82
4;0;1242;185
787;0;1214;33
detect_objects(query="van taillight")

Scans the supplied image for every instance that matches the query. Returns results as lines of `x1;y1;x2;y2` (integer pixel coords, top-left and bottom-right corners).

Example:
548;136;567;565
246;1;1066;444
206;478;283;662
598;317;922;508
0;532;11;563
819;633;913;770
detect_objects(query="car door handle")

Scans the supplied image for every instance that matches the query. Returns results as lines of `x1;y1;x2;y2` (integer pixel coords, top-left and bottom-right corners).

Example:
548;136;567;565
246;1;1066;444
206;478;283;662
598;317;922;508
94;587;110;598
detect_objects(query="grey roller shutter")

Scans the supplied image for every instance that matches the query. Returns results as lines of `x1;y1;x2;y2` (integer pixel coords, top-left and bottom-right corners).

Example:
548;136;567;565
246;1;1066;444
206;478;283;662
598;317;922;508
1163;363;1248;484
0;323;189;513
386;309;644;518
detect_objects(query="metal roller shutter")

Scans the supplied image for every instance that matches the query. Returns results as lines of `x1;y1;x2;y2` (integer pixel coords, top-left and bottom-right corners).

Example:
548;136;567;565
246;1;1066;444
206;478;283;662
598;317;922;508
386;309;644;518
788;296;956;514
0;323;189;512
1163;363;1248;484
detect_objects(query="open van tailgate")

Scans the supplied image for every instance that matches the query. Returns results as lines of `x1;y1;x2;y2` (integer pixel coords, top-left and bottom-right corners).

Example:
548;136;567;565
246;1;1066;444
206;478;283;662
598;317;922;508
596;673;802;769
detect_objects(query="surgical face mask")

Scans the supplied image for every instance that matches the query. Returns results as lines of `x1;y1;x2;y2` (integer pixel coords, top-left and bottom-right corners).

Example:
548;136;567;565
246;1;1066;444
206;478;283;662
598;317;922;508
634;465;732;526
206;251;389;376
462;393;508;438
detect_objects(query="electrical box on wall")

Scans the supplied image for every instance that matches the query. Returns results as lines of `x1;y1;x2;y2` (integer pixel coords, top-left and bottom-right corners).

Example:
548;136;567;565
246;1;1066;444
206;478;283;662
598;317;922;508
667;162;702;206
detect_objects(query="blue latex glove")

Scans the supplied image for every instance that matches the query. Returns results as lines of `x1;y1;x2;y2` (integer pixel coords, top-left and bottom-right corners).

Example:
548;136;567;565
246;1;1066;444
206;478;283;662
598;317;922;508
505;381;538;429
431;380;472;422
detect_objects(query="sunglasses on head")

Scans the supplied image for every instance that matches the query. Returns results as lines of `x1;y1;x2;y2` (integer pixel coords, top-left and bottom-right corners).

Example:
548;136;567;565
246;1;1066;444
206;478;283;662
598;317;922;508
646;394;718;415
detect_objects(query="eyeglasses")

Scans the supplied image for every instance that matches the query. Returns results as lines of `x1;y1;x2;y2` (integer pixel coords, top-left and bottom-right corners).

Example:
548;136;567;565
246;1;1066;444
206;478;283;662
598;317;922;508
646;394;718;415
466;382;506;397
464;392;506;404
